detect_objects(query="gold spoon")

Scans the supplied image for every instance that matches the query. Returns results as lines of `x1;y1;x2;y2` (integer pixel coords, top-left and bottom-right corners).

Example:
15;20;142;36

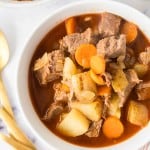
0;31;35;149
0;30;13;117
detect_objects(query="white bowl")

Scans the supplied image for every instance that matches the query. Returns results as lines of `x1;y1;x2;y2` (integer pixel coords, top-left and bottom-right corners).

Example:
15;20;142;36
17;0;150;150
0;0;50;6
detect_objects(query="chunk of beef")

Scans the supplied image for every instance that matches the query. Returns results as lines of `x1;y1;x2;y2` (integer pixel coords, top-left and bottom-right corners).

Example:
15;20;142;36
85;119;103;137
98;12;121;37
90;33;100;45
139;47;150;65
60;28;99;56
136;81;150;100
102;104;108;119
42;102;64;121
53;83;70;103
49;50;64;74
124;47;136;68
96;34;126;59
34;50;64;84
117;55;126;69
103;95;111;106
118;69;141;107
108;63;120;71
82;28;100;45
102;72;112;87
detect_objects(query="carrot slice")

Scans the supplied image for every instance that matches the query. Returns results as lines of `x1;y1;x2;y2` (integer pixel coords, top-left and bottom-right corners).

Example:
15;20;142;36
121;21;138;44
97;85;111;96
102;116;124;139
65;17;76;35
90;55;106;74
75;44;97;68
90;69;105;85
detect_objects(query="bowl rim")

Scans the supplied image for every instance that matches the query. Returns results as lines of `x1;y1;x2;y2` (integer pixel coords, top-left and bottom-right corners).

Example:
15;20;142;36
17;0;150;150
0;0;51;7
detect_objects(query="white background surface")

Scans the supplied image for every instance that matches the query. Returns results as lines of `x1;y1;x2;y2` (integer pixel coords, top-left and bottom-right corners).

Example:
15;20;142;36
0;0;150;150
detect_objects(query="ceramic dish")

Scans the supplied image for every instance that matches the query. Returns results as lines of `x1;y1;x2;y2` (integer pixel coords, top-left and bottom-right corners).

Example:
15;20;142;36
17;0;150;150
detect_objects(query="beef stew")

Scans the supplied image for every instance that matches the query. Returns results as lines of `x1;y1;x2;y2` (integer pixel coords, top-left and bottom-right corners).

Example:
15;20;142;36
28;12;150;147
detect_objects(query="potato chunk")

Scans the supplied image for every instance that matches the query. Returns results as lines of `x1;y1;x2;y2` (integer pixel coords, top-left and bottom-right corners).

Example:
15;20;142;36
57;109;90;137
134;63;148;78
72;74;82;93
112;69;128;92
63;57;77;85
72;72;97;102
71;101;103;121
127;101;149;126
78;90;96;103
108;94;121;119
82;72;97;93
72;72;97;93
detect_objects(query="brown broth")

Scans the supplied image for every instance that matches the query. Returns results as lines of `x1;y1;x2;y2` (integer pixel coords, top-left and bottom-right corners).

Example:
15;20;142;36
28;14;150;147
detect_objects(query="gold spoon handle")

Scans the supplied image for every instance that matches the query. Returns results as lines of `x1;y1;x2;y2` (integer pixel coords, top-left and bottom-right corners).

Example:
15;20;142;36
0;107;35;149
0;133;34;150
0;76;14;117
